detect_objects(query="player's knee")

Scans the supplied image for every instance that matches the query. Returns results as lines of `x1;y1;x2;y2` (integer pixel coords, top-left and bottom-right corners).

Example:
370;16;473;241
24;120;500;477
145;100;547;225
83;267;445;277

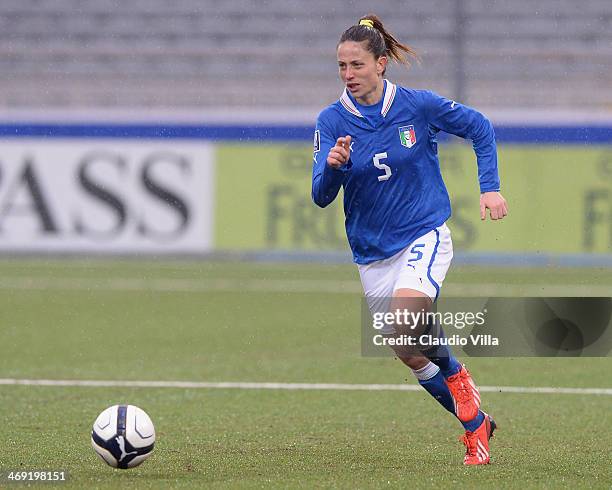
395;353;429;370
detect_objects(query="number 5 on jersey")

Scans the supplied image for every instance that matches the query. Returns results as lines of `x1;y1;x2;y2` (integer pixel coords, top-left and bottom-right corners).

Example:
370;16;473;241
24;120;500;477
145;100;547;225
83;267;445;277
373;152;391;181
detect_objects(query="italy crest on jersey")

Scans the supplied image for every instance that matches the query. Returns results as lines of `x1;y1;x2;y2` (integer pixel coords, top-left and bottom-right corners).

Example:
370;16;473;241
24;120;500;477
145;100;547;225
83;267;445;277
398;125;417;148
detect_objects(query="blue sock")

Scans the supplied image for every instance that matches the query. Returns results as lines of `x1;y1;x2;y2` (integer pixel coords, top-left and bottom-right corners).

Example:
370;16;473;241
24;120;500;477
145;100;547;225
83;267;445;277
414;362;485;431
413;362;456;415
462;411;485;432
420;321;462;378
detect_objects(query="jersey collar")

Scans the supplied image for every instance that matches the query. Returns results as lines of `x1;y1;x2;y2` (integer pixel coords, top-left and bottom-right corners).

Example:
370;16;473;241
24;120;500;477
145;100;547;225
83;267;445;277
339;79;397;119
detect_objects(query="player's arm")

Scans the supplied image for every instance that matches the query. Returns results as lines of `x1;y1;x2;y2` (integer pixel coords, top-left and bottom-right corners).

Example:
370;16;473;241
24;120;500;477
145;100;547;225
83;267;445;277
311;116;350;208
424;92;508;221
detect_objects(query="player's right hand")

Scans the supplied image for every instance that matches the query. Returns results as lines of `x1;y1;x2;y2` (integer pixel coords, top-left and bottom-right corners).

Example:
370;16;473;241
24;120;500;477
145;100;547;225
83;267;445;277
327;135;352;169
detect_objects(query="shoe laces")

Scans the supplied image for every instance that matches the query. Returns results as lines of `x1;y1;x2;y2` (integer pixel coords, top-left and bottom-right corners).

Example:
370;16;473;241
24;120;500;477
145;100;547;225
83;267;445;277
449;371;472;403
460;432;478;456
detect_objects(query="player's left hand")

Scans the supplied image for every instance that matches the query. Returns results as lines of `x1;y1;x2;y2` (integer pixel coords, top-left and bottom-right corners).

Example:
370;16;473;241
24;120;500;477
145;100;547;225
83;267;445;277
480;192;508;220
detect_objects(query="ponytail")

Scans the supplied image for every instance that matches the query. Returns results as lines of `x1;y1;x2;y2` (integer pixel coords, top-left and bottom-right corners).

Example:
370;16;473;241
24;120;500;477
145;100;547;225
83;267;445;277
339;14;420;70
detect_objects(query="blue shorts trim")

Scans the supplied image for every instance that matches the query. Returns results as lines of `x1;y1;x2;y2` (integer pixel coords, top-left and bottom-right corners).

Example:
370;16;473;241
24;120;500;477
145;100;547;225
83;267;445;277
426;228;441;302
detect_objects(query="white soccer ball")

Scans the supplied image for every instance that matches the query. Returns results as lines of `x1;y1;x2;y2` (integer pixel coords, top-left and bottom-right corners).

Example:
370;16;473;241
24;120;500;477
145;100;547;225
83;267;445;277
91;404;156;469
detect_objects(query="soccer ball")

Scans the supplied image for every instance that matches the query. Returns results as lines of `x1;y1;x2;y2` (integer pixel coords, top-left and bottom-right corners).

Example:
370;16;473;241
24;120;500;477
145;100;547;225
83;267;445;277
91;404;156;469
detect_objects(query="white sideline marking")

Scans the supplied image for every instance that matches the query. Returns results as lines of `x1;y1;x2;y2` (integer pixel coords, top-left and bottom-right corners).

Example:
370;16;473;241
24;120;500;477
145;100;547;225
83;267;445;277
0;276;609;296
0;379;610;395
0;277;363;294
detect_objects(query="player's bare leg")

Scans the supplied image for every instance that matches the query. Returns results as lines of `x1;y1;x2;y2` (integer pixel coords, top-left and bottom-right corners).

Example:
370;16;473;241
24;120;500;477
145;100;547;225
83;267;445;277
383;290;432;369
389;352;430;370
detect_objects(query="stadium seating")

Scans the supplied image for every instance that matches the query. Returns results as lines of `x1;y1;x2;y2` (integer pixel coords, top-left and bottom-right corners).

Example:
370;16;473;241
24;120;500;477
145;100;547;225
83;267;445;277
0;0;610;109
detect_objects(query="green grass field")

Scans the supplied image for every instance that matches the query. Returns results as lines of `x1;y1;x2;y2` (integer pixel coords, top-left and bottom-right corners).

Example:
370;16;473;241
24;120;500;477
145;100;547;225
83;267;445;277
1;260;611;489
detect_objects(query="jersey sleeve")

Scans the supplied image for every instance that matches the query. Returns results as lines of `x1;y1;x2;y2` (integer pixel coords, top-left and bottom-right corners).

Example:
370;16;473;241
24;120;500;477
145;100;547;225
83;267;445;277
311;112;348;208
423;91;500;193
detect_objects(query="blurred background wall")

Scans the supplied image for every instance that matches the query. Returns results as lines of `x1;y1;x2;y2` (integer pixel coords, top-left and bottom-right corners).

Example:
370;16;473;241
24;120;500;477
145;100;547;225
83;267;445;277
1;0;611;110
0;0;610;264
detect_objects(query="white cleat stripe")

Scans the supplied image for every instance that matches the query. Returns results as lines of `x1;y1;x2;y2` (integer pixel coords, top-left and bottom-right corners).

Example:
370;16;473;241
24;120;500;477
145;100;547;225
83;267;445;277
477;448;488;462
477;440;489;458
477;442;488;460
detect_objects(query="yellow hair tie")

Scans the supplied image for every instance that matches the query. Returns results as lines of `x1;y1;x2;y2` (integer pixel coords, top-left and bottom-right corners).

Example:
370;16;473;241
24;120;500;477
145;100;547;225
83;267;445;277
359;19;374;28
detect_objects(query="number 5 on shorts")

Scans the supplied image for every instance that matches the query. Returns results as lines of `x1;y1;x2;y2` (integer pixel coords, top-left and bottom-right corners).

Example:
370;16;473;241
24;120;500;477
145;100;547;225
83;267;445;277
407;243;425;266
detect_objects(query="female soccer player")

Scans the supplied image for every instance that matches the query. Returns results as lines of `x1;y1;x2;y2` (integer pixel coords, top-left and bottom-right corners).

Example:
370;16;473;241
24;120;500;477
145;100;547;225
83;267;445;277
311;14;508;465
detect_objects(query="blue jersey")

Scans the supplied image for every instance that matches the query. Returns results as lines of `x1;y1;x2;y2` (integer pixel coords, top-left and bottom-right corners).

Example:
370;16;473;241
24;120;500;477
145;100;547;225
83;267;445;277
311;80;500;265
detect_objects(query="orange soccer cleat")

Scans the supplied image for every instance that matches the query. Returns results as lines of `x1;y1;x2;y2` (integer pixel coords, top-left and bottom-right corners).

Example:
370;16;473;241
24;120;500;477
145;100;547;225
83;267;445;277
461;412;496;465
445;364;481;422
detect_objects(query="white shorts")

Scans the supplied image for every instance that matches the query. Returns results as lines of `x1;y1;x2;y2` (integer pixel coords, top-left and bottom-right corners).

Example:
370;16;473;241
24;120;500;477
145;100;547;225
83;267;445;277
358;223;453;334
